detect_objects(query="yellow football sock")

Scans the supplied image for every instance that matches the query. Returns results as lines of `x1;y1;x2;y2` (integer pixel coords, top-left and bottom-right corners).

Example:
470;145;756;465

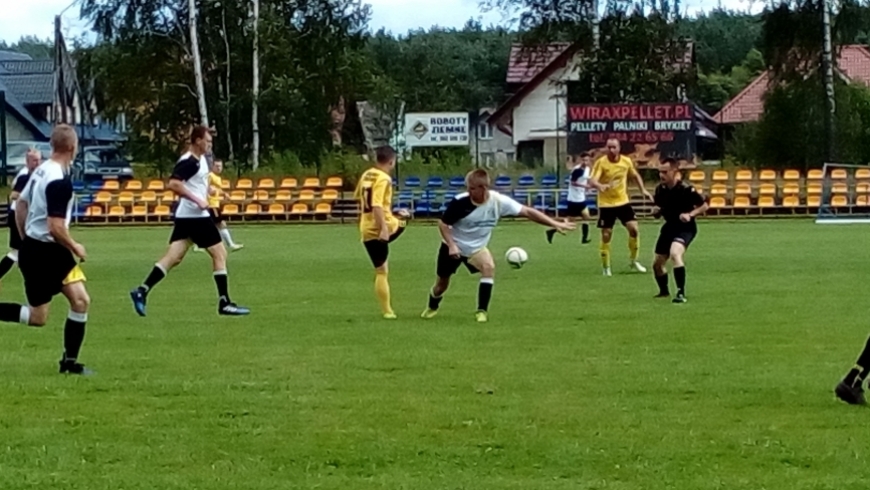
629;236;639;261
375;272;393;314
599;241;611;268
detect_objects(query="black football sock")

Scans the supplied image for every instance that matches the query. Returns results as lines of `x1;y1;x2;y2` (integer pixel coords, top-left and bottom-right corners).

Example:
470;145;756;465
581;223;589;242
214;270;230;303
428;289;444;310
655;273;670;295
0;303;28;324
0;255;16;279
674;266;686;295
847;336;870;386
477;278;494;312
142;264;167;293
63;311;87;361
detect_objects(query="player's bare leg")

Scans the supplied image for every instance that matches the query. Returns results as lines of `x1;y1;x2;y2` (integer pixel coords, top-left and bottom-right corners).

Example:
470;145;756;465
422;276;451;319
59;280;92;374
580;209;591;244
206;241;249;315
600;228;613;276
469;249;495;323
131;240;190;316
625;220;647;273
669;241;687;303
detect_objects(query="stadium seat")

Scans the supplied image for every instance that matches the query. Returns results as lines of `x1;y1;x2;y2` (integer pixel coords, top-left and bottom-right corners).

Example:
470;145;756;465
154;205;171;217
541;175;558;187
159;190;176;203
807;183;823;195
321;189;339;201
832;195;849;207
266;203;284;215
807;195;821;207
807;169;824;181
258;178;276;189
783;169;801;181
220;178;231;190
831;169;848;181
759;170;777;181
85;205;103;217
832;183;849;195
426;177;444;188
783;196;800;207
236;179;254;189
856;168;870;181
758;196;775;207
710;184;727;196
118;191;135;205
222;204;239;216
72;181;86;192
759;183;776;196
147;180;165;191
734;196;751;208
735;169;753;181
244;204;261;215
857;183;870;194
494;175;512;188
290;203;309;214
858;195;870;206
132;205;147;216
299;189;315;201
280;177;298;189
140;191;157;203
125;180;143;191
709;196;726;208
517;174;535;187
783;183;800;195
735;183;751;196
252;190;269;202
448;176;465;188
712;170;729;182
275;189;293;201
513;190;530;204
403;177;421;188
230;190;246;202
103;180;120;191
688;170;705;182
325;176;342;188
692;184;704;194
315;203;332;214
94;191;112;204
108;205;125;216
303;178;321;188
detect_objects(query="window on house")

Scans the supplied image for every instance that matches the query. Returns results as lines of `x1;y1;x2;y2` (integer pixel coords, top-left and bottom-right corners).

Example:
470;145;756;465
478;123;493;140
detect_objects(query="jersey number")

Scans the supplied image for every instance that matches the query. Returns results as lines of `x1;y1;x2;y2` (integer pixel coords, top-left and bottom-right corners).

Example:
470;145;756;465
362;187;373;213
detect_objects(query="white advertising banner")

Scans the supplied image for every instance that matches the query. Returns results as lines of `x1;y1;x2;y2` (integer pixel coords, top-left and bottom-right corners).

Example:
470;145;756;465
404;112;470;147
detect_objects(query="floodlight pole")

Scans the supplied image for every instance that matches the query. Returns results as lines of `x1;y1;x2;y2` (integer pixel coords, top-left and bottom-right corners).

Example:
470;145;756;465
821;0;836;161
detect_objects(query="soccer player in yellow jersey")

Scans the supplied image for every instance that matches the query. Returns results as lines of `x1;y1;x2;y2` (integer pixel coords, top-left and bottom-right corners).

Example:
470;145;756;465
589;138;653;276
356;146;408;319
199;159;243;252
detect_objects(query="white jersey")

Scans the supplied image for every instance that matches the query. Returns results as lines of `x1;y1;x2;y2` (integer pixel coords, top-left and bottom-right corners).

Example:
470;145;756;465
171;152;210;219
441;190;524;257
20;160;73;243
567;164;590;203
10;167;31;212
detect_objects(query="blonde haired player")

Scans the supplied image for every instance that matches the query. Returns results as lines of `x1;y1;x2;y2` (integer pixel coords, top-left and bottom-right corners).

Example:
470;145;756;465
195;159;242;252
589;138;653;276
356;146;409;319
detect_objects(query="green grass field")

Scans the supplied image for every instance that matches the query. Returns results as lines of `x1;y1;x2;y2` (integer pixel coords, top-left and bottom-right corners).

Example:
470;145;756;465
0;219;868;489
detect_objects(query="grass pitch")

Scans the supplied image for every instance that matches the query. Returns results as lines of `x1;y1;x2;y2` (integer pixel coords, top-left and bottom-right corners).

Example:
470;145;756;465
0;219;868;489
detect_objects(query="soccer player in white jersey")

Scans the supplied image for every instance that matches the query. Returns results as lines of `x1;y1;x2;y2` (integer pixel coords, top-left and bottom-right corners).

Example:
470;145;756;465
547;152;593;244
421;169;575;323
0;125;92;375
130;126;250;317
0;148;42;282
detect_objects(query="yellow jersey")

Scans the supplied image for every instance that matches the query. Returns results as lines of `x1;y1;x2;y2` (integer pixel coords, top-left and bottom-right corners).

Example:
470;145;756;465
208;172;223;209
591;155;635;208
357;167;399;241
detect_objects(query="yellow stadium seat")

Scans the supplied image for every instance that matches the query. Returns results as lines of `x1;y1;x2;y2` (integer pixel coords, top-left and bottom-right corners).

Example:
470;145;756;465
759;170;777;181
734;196;751;208
125;180;143;191
222;204;239;216
94;191;112;204
858;195;870;206
267;204;285;215
290;203;309;214
154;205;171;217
709;196;726;208
140;191;157;203
258;178;276;189
783;169;801;181
832;195;849;207
298;189;315;201
103;180;120;191
807;183;822;195
244;204;261;215
832;183;849;194
118;191;134;204
758;196;775;207
230;190;246;202
236;179;253;189
759;183;776;196
85;205;103;217
688;170;705;183
159;190;176;202
132;205;148;216
807;169;824;180
692;184;704;194
735;183;751;196
857;182;870;194
735;169;753;181
221;178;232;190
109;205;125;216
280;177;298;189
326;176;343;188
252;189;270;201
856;168;870;181
315;203;332;214
710;184;728;196
783;196;800;207
831;169;848;181
807;195;821;207
147;180;165;191
275;189;292;201
712;170;729;182
302;177;320;188
783;183;800;195
321;189;339;201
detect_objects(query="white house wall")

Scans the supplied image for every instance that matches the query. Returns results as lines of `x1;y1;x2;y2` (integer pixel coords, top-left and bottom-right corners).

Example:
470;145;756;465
511;60;579;146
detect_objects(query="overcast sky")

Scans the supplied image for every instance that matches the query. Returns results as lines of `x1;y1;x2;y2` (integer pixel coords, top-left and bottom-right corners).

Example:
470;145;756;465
0;0;762;45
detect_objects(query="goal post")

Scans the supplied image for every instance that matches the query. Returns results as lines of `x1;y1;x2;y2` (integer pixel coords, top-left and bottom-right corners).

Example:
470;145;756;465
815;162;870;224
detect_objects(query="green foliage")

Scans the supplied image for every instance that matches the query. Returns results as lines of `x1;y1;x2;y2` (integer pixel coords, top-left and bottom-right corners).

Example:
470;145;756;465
677;9;762;74
695;48;765;113
0;36;53;60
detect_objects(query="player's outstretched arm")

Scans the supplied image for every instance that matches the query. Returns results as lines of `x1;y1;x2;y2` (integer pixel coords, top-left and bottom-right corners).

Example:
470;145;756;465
438;220;461;258
519;206;576;233
630;166;653;200
15;200;28;240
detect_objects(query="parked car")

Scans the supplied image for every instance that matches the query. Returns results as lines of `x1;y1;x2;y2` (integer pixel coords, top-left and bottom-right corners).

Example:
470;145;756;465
75;145;135;183
5;141;51;175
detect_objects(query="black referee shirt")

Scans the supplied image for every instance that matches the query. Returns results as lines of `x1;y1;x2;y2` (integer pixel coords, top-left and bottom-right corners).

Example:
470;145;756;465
654;181;706;225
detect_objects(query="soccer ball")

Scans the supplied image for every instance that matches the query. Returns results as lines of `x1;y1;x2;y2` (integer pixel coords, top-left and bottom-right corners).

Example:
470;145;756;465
505;247;528;269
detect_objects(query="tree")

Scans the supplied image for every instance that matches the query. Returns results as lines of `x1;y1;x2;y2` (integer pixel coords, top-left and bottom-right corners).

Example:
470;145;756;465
0;36;54;60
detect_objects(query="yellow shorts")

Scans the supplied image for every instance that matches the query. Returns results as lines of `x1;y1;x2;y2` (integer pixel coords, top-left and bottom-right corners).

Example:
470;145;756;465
62;265;87;285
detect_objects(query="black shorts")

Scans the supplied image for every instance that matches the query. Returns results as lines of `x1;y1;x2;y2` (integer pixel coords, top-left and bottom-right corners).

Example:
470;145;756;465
436;243;480;278
565;201;588;217
597;204;637;229
363;227;406;268
655;224;697;256
209;208;224;224
170;217;222;249
7;210;21;250
19;238;78;307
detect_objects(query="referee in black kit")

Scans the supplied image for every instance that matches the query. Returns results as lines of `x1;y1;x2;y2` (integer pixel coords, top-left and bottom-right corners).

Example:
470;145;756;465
651;158;708;304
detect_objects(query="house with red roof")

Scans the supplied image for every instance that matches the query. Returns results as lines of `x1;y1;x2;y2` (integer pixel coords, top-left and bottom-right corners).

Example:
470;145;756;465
713;44;870;125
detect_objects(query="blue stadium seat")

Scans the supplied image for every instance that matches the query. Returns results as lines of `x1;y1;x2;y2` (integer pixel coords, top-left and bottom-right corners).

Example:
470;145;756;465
448;176;465;188
73;181;86;192
559;190;568;201
420;190;439;202
443;191;457;202
404;176;421;188
541;175;558;187
494;175;512;189
513;190;530;204
517;174;535;187
398;190;415;202
534;192;555;211
88;181;104;191
427;177;444;188
557;198;568;212
415;201;431;215
393;202;411;213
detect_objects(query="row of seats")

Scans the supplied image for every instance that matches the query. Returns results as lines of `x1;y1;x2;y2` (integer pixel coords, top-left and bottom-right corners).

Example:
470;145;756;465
78;176;344;192
694;182;870;198
689;168;868;184
81;202;334;220
84;189;342;205
707;195;865;208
